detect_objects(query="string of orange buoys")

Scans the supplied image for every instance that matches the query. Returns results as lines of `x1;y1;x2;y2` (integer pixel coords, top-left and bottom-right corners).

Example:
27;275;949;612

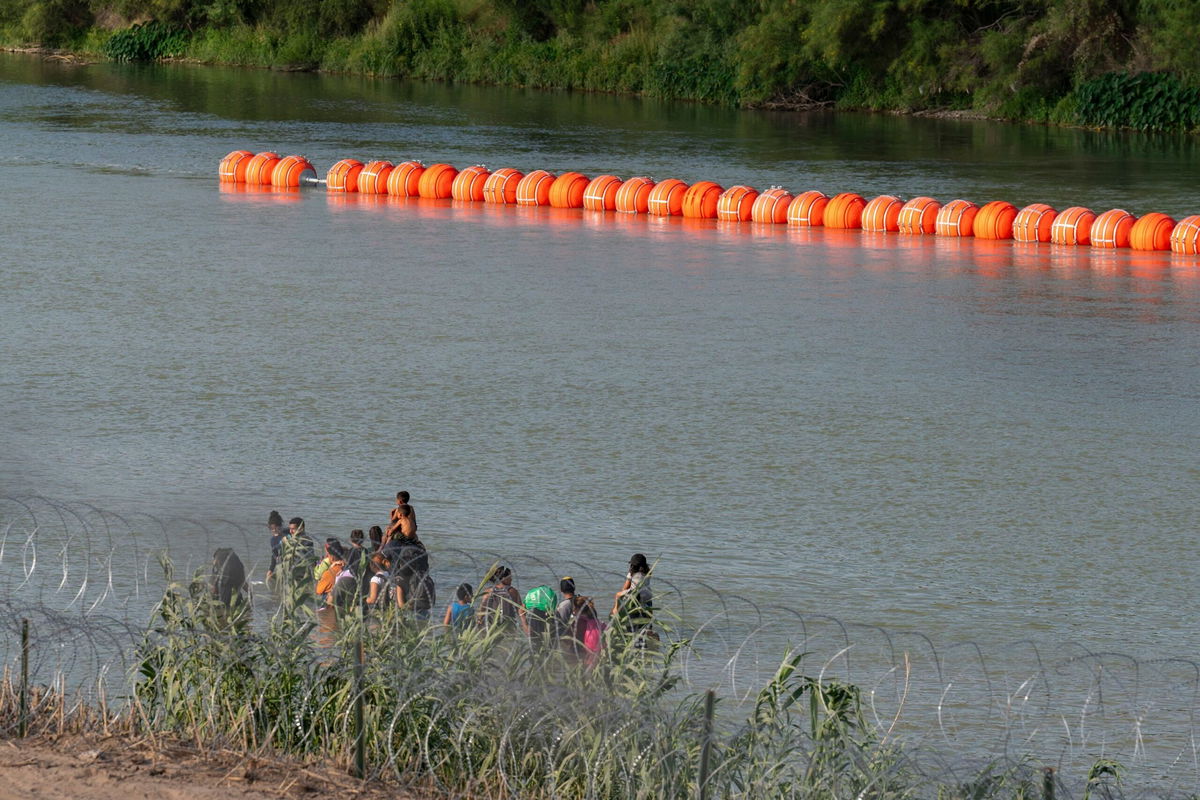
218;150;1200;255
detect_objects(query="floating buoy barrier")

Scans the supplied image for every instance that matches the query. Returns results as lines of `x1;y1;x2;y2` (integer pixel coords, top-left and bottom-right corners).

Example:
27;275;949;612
326;158;363;193
751;188;792;225
935;199;978;237
387;161;425;197
615;177;654;214
898;197;940;235
216;149;1200;259
1050;206;1096;246
717;185;758;222
1131;212;1174;251
483;168;522;204
788;191;828;227
418;163;458;199
1013;203;1057;243
583;175;622;211
682;181;723;219
1091;208;1134;249
451;165;490;202
516;169;555;206
219;150;253;183
357;160;393;194
824;192;866;229
862;195;903;233
1170;215;1200;254
973;201;1017;240
244;151;281;186
549;171;589;209
647;179;688;217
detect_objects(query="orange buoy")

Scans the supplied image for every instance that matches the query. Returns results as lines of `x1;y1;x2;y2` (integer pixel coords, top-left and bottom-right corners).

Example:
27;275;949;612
972;201;1017;240
219;150;253;183
681;181;723;219
357;160;394;194
582;175;622;211
1170;215;1200;254
787;191;828;227
1050;206;1096;246
861;195;903;232
647;179;687;216
614;177;655;214
1013;203;1057;243
386;161;425;197
418;163;458;199
549;171;590;209
271;155;316;188
824;192;866;229
751;188;793;224
717;185;759;222
482;168;523;204
451;165;490;202
935;199;978;237
244;151;281;185
1090;208;1134;248
897;197;940;235
1130;212;1175;251
326;158;363;192
516;169;556;206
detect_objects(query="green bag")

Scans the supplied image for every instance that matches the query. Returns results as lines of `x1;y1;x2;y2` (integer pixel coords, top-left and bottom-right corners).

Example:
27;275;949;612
524;584;557;614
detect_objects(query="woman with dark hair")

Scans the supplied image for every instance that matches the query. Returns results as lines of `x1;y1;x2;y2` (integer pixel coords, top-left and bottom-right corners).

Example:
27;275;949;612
612;553;654;634
476;565;526;633
265;510;286;583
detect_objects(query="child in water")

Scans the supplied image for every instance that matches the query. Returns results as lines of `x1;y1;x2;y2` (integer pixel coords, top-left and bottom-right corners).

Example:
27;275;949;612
443;582;474;627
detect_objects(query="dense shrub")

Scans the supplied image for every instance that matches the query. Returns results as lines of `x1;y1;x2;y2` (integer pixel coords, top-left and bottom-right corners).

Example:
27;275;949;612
1075;71;1200;131
102;21;188;61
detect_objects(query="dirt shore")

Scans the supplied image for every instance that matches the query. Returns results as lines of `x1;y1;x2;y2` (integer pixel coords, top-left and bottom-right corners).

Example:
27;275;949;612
0;733;416;800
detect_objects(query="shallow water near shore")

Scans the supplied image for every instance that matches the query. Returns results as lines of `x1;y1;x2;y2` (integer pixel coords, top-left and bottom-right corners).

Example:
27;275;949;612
2;52;1200;788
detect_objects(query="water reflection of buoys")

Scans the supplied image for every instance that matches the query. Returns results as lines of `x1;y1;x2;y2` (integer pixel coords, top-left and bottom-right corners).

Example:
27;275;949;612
516;169;555;206
1013;203;1057;242
787;191;829;227
549;171;589;209
326;158;363;192
219;150;253;183
647;179;687;216
450;165;490;202
861;195;903;232
1170;215;1200;254
583;175;622;211
1091;208;1134;248
935;199;977;237
386;161;425;197
483;167;523;204
245;151;281;185
824;192;866;229
898;197;940;235
1051;206;1096;246
1130;212;1175;251
357;160;394;194
973;201;1017;240
615;177;654;214
751;188;792;224
418;163;458;199
682;181;723;219
717;185;758;222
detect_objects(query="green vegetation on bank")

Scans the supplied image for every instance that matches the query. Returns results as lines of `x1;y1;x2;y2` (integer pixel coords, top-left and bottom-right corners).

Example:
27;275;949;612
3;0;1200;131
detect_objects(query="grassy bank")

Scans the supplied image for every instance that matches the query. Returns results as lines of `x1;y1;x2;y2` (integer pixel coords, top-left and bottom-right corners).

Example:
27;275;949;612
3;0;1200;131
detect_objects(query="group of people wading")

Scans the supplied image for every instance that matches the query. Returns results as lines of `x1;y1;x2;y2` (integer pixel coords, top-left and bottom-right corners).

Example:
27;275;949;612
246;491;656;658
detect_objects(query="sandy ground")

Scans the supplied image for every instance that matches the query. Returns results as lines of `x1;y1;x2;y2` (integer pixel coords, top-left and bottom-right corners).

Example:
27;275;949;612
0;733;414;800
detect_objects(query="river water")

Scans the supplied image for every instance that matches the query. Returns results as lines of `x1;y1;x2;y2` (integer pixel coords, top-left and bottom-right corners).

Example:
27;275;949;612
3;53;1200;786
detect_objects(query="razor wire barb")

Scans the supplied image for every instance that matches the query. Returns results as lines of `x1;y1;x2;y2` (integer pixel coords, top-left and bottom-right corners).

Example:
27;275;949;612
1;496;1197;798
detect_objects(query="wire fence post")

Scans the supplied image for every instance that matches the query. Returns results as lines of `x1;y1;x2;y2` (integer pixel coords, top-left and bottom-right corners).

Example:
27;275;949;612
353;628;365;779
698;688;715;800
1042;766;1055;800
19;618;30;737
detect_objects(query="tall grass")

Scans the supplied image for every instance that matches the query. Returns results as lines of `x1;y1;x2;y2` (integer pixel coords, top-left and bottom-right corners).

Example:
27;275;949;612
118;558;1081;799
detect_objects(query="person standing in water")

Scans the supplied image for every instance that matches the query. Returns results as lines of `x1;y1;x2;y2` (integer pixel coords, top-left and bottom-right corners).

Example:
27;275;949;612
612;553;654;635
265;510;286;584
